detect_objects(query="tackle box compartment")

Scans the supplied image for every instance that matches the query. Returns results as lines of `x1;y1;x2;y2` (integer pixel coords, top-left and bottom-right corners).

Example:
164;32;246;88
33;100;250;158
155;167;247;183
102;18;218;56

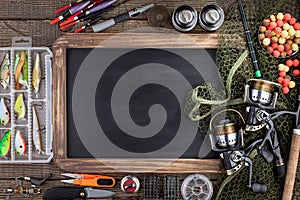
0;37;53;163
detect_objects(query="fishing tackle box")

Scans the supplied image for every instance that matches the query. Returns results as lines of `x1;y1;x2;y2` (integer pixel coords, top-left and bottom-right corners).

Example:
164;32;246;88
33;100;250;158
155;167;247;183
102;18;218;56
0;37;53;163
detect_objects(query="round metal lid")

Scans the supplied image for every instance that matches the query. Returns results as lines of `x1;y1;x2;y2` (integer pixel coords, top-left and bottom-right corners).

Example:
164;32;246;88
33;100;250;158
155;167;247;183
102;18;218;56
199;4;224;31
172;5;198;32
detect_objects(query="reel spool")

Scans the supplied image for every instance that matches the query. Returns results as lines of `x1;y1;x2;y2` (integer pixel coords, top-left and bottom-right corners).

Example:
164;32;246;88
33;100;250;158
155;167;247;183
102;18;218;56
148;5;171;27
209;109;245;151
244;79;281;131
121;176;140;193
181;174;213;200
244;79;281;108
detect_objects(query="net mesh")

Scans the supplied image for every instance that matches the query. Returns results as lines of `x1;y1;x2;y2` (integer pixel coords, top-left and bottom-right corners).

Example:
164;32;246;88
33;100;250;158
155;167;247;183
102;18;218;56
185;0;300;198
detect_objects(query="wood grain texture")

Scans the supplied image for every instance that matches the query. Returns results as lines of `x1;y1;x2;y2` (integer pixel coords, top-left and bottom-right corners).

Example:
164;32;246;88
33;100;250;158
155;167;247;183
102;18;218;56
0;20;220;47
282;134;300;200
54;158;222;174
0;20;62;47
0;0;298;199
0;0;222;20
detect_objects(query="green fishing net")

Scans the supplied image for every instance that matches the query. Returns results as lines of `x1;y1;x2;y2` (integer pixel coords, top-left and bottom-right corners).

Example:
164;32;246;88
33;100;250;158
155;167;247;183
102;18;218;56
185;0;300;199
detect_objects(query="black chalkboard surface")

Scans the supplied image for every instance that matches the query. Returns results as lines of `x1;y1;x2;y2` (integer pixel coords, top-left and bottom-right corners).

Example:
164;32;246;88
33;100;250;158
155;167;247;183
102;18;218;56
66;48;219;159
67;49;220;158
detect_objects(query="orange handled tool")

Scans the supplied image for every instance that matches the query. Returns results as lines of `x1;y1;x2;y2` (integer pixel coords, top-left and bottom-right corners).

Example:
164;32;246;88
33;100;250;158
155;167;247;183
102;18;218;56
61;173;116;188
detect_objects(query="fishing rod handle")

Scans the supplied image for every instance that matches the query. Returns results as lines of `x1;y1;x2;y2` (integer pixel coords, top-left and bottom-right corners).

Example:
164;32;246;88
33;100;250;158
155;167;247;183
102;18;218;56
282;131;300;200
298;85;300;101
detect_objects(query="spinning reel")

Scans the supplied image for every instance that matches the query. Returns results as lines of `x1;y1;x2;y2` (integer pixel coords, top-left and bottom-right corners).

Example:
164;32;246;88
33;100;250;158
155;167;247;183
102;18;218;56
205;79;295;194
244;79;281;132
209;109;245;152
208;109;268;193
244;79;286;178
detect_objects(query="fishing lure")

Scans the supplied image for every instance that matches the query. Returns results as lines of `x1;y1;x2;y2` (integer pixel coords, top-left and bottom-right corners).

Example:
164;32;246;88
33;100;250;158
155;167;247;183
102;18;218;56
0;52;10;89
15;51;26;90
13;52;20;72
32;106;43;154
32;53;41;96
0;98;9;126
14;130;26;156
18;53;28;89
14;93;26;120
0;130;11;157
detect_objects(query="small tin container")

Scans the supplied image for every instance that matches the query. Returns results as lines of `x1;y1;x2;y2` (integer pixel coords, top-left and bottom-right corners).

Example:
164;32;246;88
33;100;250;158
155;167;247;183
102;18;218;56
199;4;224;31
172;5;198;32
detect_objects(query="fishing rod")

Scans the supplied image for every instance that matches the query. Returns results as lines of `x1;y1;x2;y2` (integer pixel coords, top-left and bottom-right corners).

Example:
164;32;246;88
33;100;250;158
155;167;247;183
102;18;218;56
282;86;300;200
237;0;262;78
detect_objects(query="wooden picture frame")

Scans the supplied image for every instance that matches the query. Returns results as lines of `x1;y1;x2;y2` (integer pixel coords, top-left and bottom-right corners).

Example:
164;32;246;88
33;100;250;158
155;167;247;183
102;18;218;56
52;32;222;173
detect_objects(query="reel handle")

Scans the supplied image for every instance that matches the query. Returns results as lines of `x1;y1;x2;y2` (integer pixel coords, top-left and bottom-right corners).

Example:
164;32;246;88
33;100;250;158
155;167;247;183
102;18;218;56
275;164;286;178
250;183;268;194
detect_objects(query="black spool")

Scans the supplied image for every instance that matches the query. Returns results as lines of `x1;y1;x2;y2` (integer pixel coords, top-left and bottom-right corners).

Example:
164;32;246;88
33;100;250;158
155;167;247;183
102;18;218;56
199;4;224;31
148;5;170;27
172;5;198;32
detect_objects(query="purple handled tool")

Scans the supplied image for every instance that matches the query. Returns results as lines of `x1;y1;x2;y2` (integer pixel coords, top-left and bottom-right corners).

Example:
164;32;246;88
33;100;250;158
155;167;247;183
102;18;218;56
60;0;117;27
50;0;91;25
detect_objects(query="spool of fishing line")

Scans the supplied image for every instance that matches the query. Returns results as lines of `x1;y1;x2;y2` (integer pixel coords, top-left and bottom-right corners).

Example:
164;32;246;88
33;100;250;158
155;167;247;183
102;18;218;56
181;174;213;200
148;5;170;27
121;175;140;193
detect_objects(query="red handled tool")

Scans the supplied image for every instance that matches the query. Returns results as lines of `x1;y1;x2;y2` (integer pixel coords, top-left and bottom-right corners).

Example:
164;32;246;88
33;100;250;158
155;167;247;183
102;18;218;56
55;0;83;14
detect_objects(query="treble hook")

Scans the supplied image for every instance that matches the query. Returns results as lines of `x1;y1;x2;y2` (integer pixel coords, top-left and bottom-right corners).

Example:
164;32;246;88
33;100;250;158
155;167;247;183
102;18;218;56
2;97;11;104
40;126;46;132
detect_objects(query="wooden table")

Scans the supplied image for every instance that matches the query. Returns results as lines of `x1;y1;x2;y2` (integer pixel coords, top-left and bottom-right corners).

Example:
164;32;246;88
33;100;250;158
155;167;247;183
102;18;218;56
0;1;227;199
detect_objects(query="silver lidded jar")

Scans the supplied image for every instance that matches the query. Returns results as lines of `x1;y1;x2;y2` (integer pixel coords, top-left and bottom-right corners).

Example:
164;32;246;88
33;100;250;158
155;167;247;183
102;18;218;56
199;4;224;31
172;5;198;32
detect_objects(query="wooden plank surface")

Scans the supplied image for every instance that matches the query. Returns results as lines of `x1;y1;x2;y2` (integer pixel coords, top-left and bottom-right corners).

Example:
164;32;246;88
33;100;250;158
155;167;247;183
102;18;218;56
0;0;299;199
0;0;220;20
0;0;231;47
0;20;217;47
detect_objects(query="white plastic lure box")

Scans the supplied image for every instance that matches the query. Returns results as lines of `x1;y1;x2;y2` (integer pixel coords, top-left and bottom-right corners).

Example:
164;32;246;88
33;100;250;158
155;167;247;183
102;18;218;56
0;37;53;163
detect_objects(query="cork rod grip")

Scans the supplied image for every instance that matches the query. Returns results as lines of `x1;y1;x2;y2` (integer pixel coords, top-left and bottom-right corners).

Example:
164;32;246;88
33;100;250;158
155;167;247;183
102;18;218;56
282;133;300;200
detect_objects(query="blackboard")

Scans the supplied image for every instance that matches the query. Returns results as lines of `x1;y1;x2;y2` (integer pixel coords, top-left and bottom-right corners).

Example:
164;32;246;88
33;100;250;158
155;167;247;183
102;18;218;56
66;48;219;159
52;33;222;173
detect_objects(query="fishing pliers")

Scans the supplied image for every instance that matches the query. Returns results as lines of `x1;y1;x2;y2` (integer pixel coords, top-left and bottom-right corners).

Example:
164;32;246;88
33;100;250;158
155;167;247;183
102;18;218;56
61;173;116;188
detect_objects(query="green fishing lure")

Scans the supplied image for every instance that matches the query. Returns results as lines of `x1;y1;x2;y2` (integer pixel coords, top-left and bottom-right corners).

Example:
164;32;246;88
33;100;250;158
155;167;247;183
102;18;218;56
0;130;11;156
